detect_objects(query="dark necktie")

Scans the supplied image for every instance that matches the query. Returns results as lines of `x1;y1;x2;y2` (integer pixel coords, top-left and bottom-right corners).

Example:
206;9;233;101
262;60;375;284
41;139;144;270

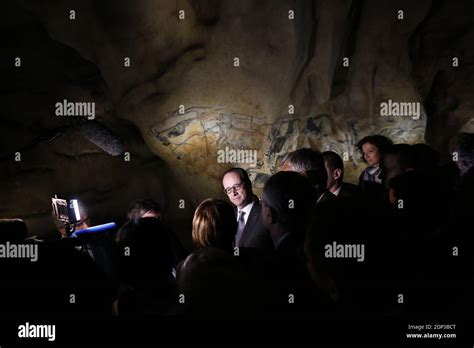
235;210;246;246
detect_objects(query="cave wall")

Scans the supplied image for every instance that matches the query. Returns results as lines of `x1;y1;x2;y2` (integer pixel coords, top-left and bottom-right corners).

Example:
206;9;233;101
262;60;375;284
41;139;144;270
0;2;195;244
1;0;473;238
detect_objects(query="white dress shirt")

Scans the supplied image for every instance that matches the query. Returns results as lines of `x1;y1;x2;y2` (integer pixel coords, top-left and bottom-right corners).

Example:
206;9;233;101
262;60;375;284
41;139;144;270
237;200;255;226
333;185;342;197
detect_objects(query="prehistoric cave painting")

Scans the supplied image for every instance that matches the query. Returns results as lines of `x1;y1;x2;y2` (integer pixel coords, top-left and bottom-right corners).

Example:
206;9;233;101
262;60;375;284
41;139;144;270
264;114;300;172
246;169;271;190
149;106;266;162
301;114;363;160
146;100;428;191
262;112;359;173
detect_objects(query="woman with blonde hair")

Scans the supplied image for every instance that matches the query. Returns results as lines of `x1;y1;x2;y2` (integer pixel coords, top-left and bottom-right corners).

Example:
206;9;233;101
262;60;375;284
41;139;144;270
192;199;237;251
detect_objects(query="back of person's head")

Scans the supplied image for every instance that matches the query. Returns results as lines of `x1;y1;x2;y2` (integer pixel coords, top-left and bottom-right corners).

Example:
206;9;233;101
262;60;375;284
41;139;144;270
381;144;416;187
117;198;162;243
449;132;474;175
192;199;237;251
357;135;393;162
282;148;328;190
322;151;345;181
322;151;344;171
388;171;427;214
412;143;440;173
262;171;317;235
127;199;161;223
119;217;174;283
178;247;251;317
392;144;415;171
0;219;28;242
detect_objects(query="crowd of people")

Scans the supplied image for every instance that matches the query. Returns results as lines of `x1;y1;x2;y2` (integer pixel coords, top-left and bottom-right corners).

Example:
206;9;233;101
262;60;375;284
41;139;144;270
0;132;473;320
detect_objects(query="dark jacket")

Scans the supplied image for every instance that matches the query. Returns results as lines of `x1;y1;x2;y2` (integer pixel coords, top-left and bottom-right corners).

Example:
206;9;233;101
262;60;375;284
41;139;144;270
337;182;363;200
235;197;273;250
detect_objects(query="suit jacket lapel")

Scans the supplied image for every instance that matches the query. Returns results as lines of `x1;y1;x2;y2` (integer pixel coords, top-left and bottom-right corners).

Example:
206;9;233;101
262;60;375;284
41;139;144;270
239;198;260;246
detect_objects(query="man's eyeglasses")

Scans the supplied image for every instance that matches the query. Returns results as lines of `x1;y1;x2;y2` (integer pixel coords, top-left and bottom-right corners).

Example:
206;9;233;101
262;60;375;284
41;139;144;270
224;182;244;195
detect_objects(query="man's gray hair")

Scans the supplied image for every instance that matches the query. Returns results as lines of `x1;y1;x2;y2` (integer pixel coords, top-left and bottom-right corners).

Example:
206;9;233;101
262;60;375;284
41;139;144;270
282;148;325;173
281;148;327;189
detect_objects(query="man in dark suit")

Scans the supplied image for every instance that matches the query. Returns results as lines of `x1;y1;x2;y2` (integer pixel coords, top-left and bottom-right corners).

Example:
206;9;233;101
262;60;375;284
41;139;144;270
222;168;273;250
261;171;333;315
322;151;362;200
